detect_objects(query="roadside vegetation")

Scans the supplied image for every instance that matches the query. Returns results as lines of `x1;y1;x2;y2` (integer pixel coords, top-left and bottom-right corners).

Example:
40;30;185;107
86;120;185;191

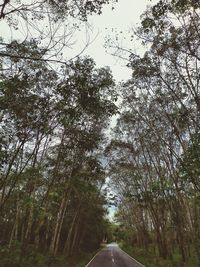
0;1;117;266
107;1;200;266
0;0;200;267
120;243;197;267
0;50;117;265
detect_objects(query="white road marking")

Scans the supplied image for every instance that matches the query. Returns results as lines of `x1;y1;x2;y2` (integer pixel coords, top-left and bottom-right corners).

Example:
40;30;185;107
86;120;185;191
84;249;105;267
85;244;145;267
118;247;145;267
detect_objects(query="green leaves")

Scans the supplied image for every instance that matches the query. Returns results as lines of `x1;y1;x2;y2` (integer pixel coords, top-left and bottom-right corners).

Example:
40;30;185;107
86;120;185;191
106;1;200;263
179;134;200;189
0;39;118;258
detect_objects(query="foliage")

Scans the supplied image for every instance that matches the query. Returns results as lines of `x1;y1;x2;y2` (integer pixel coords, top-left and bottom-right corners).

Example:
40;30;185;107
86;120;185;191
0;39;118;262
120;243;197;267
106;0;200;265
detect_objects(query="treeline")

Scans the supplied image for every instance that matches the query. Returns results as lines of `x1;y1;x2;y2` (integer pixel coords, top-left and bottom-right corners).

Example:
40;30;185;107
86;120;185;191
0;42;117;259
0;1;119;266
107;0;200;266
0;42;117;263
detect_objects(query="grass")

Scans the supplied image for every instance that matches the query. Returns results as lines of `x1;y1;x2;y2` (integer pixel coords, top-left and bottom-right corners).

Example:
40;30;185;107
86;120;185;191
0;244;67;267
4;241;198;267
74;252;94;267
119;242;198;267
0;242;100;267
75;244;106;267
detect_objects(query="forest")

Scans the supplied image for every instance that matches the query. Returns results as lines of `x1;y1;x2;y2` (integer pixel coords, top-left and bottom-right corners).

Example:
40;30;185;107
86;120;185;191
0;0;200;267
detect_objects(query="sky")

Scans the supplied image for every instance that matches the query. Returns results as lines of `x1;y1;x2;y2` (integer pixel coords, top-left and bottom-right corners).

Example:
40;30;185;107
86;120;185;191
0;0;158;221
86;0;156;81
0;0;158;82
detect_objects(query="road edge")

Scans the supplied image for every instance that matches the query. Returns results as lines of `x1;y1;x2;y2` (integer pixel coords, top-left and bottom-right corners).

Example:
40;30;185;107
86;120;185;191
118;246;145;267
84;247;105;267
84;244;145;267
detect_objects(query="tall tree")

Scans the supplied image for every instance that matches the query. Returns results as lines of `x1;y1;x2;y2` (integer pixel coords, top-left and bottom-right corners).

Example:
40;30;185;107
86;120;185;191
107;0;200;265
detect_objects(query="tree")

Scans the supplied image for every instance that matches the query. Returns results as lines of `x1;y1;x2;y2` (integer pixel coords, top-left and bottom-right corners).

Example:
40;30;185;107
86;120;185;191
106;1;200;265
0;38;118;264
0;0;118;65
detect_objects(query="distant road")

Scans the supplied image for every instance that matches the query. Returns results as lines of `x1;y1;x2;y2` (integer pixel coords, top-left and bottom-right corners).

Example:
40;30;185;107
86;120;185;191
85;243;145;267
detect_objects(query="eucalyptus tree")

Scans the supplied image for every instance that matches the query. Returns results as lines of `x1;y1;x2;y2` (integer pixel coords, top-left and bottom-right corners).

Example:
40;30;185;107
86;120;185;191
0;0;117;20
0;0;119;264
0;0;118;66
0;38;118;262
107;0;200;265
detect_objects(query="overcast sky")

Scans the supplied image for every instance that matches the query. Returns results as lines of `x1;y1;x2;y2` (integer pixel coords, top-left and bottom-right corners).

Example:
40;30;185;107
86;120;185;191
0;0;158;221
85;0;159;82
0;0;158;82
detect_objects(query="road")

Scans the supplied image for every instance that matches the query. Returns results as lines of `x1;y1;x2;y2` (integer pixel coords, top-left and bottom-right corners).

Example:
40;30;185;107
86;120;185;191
85;243;145;267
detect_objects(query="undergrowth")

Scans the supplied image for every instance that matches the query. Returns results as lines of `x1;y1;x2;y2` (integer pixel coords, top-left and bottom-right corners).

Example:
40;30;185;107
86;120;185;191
120;242;197;267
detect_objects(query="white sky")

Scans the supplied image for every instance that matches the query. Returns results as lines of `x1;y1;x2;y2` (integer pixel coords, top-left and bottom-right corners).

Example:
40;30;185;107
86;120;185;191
0;0;158;82
0;0;158;221
86;0;157;81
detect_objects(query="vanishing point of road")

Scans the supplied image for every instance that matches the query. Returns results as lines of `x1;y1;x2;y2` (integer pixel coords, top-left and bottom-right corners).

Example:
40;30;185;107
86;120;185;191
85;243;145;267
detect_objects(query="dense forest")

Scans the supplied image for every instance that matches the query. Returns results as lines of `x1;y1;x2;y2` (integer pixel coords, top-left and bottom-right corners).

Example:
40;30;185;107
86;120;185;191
0;0;200;267
107;1;200;266
0;1;118;266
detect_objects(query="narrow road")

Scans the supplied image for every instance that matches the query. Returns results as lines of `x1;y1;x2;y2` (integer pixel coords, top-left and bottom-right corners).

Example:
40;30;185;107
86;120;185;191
85;243;145;267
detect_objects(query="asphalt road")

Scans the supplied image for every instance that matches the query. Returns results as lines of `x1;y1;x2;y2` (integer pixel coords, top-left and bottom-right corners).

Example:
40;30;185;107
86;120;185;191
85;243;145;267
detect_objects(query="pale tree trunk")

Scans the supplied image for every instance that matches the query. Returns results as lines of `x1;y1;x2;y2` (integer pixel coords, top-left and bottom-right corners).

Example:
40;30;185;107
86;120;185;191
64;207;80;256
54;190;71;255
8;192;19;248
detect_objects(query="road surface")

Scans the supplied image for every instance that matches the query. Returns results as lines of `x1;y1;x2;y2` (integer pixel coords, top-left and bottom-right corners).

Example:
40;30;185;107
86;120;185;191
85;243;145;267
